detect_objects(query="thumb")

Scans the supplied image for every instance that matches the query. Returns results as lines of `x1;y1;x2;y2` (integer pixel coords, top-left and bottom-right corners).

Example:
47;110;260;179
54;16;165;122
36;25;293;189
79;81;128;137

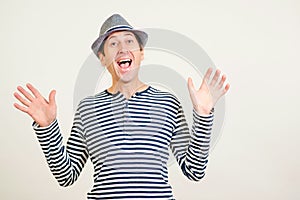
49;90;56;106
187;77;196;95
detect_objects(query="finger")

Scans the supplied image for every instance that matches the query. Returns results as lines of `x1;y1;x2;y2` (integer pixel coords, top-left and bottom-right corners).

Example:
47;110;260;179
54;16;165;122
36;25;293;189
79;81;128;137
200;68;213;90
203;67;213;83
13;92;31;107
187;77;196;95
188;77;200;106
49;90;56;106
220;83;230;96
13;102;29;114
187;77;195;90
209;69;221;87
26;83;42;99
17;86;34;102
224;83;230;93
217;74;227;89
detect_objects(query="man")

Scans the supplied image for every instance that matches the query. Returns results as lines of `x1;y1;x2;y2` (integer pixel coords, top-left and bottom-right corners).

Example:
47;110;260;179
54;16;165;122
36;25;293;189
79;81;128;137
14;14;229;199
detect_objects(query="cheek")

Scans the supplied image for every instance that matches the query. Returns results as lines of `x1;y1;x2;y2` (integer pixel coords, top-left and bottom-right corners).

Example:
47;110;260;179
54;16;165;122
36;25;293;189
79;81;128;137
105;54;117;66
103;48;118;63
135;53;144;64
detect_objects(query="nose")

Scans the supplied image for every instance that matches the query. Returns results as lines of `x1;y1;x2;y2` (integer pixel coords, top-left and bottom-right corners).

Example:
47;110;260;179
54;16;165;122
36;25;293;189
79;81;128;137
118;48;129;54
117;42;129;55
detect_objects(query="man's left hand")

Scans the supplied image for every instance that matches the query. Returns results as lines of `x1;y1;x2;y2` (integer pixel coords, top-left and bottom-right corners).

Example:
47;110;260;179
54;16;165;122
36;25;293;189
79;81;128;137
187;68;230;115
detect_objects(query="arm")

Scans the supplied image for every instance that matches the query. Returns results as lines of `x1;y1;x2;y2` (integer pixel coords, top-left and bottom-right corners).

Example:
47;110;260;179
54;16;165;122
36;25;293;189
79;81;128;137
13;83;88;186
170;105;213;181
33;110;88;187
171;68;229;181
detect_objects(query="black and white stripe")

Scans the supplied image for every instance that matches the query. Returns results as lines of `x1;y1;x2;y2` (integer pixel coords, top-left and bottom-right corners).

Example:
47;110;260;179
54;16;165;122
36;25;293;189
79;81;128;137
33;86;213;200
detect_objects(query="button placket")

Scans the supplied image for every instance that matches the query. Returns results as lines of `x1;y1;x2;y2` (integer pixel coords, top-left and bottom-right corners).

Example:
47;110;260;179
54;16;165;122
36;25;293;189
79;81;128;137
123;100;129;133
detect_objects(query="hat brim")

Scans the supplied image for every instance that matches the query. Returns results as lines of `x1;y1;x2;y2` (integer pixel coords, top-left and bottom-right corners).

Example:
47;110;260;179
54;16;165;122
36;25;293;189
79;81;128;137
91;28;148;57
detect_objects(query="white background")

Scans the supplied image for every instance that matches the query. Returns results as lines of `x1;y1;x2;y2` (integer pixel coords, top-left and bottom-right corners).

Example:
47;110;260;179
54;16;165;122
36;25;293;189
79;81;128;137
1;0;299;199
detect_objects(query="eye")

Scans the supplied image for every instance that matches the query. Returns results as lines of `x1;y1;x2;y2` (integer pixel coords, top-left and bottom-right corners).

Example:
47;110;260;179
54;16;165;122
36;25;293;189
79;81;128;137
126;39;134;44
109;41;118;47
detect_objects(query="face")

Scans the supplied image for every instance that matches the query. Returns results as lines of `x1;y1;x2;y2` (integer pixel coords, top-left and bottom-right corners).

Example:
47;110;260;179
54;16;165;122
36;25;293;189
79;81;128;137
99;31;144;84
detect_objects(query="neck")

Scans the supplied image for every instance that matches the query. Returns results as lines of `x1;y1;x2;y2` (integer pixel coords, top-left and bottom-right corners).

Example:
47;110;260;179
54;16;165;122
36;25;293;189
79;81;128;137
108;79;147;99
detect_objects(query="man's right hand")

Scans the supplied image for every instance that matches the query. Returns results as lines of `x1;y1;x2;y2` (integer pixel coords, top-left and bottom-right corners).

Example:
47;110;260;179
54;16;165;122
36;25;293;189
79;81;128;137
13;83;57;127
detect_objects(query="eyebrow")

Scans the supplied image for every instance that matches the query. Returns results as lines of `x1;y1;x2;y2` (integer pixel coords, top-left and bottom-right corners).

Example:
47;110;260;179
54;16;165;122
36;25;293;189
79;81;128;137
107;32;135;41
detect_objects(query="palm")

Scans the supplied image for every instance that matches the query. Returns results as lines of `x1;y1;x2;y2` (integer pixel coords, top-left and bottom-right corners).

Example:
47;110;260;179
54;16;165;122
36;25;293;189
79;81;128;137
14;83;57;127
188;68;230;115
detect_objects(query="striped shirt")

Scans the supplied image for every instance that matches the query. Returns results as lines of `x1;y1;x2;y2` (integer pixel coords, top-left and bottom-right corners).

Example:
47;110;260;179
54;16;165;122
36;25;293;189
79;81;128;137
33;86;213;199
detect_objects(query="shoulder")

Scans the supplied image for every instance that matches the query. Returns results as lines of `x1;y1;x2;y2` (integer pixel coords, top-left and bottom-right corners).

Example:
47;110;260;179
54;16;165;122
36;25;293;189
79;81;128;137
144;86;181;106
76;90;111;110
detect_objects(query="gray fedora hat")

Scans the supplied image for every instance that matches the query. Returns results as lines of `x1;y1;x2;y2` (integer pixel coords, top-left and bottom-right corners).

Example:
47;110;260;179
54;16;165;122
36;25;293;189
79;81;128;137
91;14;148;57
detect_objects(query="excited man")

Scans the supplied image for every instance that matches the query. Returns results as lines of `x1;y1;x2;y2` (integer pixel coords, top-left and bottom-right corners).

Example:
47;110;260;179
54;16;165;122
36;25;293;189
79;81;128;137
14;14;230;199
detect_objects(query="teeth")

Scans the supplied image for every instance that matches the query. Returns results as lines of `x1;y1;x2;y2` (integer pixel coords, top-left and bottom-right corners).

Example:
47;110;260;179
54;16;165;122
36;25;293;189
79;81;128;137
119;59;131;63
117;58;132;69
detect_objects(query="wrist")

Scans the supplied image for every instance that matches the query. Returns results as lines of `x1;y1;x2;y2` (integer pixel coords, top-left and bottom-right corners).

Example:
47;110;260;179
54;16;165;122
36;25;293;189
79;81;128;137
194;106;214;115
37;118;56;128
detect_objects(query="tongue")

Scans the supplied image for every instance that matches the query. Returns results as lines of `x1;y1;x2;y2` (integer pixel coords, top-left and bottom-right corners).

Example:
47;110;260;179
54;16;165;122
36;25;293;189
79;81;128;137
120;62;130;68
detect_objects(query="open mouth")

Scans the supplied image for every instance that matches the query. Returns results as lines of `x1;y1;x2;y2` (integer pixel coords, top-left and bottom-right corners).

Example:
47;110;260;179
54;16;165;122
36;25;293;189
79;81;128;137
117;58;132;69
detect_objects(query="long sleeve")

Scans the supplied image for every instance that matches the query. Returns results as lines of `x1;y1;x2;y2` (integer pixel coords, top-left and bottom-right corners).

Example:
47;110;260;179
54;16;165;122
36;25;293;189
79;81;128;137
33;109;89;187
170;104;214;181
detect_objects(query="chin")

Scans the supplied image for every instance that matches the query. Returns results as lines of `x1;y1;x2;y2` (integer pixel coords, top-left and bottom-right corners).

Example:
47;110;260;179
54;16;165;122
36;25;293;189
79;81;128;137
117;67;140;83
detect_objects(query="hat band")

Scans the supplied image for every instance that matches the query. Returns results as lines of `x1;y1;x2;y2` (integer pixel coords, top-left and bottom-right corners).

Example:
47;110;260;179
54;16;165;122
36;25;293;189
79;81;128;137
104;25;133;34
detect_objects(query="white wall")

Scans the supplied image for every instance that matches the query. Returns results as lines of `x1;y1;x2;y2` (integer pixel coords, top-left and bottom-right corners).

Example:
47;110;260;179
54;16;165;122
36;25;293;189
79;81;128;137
0;0;299;199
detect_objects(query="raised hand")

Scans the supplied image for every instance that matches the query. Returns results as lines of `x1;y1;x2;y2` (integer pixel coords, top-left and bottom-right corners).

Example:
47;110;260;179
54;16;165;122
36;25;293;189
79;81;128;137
13;83;57;127
188;68;230;115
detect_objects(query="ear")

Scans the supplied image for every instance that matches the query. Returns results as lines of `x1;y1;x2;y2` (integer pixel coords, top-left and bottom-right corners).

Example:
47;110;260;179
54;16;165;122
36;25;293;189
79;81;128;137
98;52;106;66
140;48;145;61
